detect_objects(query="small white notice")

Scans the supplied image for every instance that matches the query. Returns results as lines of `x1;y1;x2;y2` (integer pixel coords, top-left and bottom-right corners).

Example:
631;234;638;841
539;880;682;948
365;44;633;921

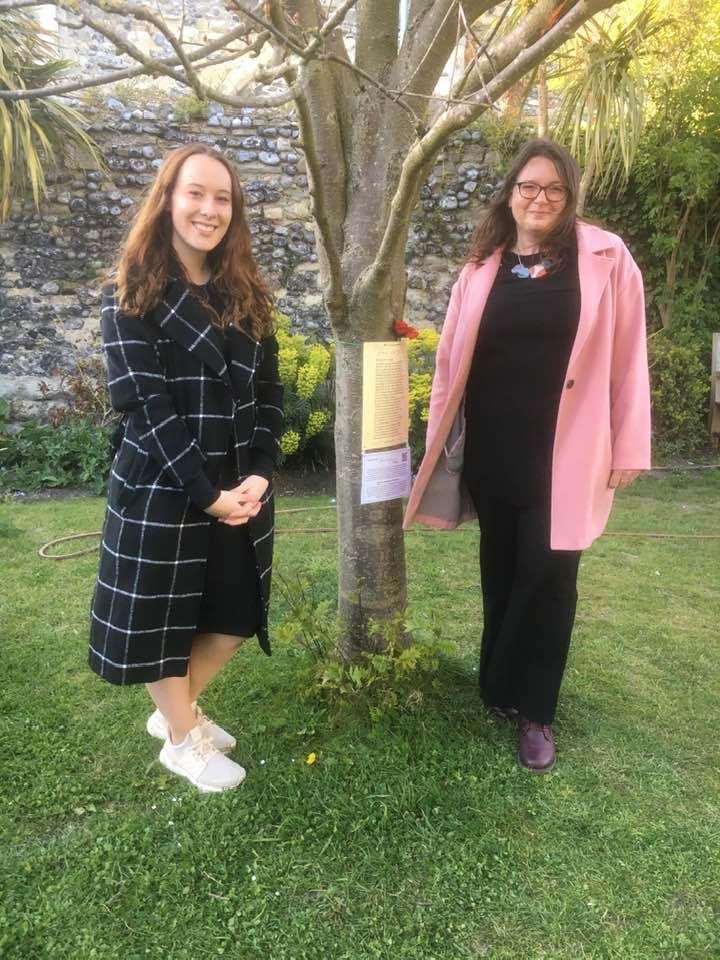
360;445;412;505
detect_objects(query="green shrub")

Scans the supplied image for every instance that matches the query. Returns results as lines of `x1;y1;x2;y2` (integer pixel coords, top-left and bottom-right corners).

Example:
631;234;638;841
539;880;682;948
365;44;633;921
173;93;208;122
0;402;112;494
275;312;334;468
649;332;710;458
276;574;455;720
407;328;440;466
0;356;117;494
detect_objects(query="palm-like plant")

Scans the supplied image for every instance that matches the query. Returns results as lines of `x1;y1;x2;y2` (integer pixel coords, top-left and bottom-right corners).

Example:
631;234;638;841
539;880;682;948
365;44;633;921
0;12;103;221
552;4;664;213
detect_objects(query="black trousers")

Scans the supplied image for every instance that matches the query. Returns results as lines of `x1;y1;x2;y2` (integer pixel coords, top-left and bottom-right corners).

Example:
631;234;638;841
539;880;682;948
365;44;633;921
466;483;582;724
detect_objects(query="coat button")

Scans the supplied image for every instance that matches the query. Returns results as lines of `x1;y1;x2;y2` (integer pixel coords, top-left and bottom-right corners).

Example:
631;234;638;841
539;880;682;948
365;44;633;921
566;379;575;389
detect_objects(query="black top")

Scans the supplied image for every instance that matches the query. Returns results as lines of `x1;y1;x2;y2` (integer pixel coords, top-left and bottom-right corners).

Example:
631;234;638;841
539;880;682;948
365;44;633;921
463;244;581;505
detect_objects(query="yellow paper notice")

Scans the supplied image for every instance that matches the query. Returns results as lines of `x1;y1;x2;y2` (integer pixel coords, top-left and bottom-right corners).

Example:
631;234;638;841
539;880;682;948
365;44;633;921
362;341;409;451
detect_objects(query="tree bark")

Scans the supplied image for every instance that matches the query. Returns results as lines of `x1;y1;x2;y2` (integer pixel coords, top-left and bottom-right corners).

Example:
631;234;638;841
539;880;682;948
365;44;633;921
537;62;549;137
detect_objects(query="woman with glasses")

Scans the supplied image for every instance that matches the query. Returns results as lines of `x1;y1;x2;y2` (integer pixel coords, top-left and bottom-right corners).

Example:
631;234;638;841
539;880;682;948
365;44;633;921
404;139;650;773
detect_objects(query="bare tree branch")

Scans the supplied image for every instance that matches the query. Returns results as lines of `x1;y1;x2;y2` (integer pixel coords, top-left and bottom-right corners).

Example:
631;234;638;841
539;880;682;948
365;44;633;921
395;0;460;95
81;0;206;100
2;2;303;107
271;0;423;125
447;0;581;110
395;0;497;103
1;0;423;127
68;2;293;111
0;0;46;7
64;9;301;108
0;58;297;107
226;0;309;55
229;0;423;125
450;0;514;101
294;80;346;326
442;1;464;111
0;0;384;117
0;6;270;102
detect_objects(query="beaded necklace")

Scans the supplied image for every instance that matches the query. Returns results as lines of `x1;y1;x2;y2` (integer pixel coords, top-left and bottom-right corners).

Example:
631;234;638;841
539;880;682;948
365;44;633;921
510;250;554;280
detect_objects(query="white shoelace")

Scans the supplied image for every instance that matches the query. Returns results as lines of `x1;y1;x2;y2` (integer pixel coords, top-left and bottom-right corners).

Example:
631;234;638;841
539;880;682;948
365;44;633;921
186;730;219;765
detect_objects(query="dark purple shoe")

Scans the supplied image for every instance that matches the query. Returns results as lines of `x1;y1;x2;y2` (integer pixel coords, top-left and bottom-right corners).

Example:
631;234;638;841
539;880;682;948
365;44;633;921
487;705;520;722
518;718;556;773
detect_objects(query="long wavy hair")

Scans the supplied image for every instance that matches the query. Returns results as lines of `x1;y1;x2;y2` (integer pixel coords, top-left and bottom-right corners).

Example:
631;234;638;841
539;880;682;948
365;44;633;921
466;139;580;266
111;143;274;340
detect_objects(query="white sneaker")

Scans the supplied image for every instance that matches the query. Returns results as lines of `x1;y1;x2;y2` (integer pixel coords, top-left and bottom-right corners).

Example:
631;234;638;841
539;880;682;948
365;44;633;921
158;726;246;793
146;702;236;753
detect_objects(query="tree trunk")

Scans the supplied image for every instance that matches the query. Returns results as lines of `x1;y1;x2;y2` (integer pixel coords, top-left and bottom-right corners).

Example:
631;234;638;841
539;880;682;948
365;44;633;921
335;338;408;660
537;63;548;137
576;155;594;215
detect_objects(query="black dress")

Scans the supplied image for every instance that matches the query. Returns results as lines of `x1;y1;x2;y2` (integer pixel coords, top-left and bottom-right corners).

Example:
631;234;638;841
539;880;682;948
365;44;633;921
195;283;263;639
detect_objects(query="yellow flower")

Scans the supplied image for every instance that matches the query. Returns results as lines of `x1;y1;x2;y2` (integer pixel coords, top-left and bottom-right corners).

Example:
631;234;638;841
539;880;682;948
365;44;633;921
409;372;432;422
305;752;318;766
305;409;330;439
295;345;332;399
308;344;331;381
280;430;301;456
407;327;440;360
274;310;292;334
278;347;299;388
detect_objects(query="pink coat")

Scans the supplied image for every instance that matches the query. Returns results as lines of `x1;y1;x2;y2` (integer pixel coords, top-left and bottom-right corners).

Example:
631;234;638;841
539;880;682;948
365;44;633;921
403;221;651;550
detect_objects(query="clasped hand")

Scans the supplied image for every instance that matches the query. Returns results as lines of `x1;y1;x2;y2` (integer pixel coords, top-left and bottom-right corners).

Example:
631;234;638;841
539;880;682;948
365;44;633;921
204;475;269;526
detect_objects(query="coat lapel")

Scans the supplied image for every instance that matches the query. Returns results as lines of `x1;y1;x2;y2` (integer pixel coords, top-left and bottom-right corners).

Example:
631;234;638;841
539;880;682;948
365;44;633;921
421;253;501;475
157;278;231;386
572;223;615;370
449;251;501;401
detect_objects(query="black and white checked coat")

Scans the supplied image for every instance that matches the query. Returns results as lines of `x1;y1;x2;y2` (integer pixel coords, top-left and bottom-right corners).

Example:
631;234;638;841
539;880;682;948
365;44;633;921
89;278;283;685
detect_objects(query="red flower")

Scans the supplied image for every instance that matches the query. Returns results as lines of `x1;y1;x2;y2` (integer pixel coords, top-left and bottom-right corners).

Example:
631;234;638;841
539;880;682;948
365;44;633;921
394;318;419;339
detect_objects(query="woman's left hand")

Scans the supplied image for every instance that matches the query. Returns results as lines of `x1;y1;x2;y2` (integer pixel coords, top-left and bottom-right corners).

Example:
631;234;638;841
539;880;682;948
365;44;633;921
608;469;642;489
220;475;270;523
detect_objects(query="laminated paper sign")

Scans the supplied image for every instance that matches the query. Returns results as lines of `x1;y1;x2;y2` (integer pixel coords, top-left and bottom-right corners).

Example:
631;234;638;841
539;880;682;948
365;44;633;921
361;341;409;451
360;341;411;505
360;446;411;505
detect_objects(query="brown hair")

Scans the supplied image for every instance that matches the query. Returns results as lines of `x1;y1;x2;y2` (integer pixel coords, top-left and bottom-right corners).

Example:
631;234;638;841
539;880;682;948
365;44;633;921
110;143;274;340
466;138;580;265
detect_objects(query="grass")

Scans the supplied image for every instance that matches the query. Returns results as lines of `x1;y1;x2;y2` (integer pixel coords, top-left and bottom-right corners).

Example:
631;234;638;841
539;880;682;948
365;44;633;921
1;473;719;960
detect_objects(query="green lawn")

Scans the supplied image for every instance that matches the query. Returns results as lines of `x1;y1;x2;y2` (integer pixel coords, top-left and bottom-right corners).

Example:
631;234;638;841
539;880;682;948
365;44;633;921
1;473;719;960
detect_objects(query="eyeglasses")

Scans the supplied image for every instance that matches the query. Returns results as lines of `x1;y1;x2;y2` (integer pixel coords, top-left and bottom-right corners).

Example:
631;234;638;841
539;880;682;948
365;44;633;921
515;181;569;202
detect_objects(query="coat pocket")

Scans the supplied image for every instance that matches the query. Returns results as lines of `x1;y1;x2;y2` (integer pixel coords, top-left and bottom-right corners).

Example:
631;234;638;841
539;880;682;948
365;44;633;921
443;404;466;475
116;447;148;509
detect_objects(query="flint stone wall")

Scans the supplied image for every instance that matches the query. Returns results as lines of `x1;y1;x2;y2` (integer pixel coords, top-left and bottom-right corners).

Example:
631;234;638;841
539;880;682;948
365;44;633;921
0;97;500;419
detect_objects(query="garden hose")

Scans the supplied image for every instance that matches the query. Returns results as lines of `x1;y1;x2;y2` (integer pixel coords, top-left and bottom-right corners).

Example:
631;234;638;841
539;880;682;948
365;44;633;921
37;505;340;560
37;501;720;560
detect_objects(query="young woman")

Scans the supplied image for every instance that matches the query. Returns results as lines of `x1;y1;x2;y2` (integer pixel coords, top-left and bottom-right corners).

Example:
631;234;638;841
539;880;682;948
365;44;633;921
90;143;283;793
404;139;651;773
